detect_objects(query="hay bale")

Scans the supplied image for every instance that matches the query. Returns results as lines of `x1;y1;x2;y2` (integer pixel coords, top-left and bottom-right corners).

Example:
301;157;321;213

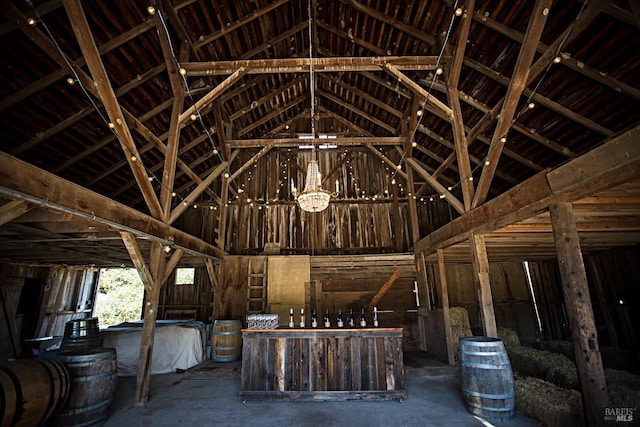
608;383;640;410
508;345;579;390
498;327;520;347
515;376;584;427
449;307;472;361
532;340;575;361
606;368;640;391
449;307;471;331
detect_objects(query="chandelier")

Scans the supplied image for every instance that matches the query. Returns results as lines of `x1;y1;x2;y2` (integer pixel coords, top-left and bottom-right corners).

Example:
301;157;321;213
297;160;331;212
295;0;332;213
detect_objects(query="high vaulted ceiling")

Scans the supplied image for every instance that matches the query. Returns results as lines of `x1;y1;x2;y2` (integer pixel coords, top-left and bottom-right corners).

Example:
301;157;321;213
1;0;639;266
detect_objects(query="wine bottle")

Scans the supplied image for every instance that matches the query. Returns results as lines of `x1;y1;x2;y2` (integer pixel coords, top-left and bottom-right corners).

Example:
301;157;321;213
359;307;367;327
324;309;331;328
288;308;294;328
336;309;344;328
299;308;305;328
373;306;379;327
348;308;355;328
311;309;318;328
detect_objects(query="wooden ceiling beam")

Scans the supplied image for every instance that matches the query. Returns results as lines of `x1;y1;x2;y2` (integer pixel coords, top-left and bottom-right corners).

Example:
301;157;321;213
237;95;307;137
179;68;247;124
0;152;226;260
384;64;453;121
336;0;436;46
227;136;404;148
230;75;306;121
463;1;602;163
0;13;155;111
323;74;403;119
59;0;162;218
446;0;475;211
315;18;385;56
317;106;373;136
473;0;552;208
365;145;408;180
415;124;640;256
168;161;229;225
416;131;518;186
470;5;640;102
181;56;446;76
464;59;614;137
263;109;311;138
0;200;31;227
456;88;577;158
320;90;395;133
193;0;290;50
406;158;465;215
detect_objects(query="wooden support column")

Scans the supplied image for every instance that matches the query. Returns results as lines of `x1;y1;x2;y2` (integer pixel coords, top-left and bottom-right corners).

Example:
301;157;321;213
549;203;607;426
134;242;166;407
436;249;455;365
204;258;219;322
469;232;497;337
406;165;420;245
390;176;403;252
217;178;229;251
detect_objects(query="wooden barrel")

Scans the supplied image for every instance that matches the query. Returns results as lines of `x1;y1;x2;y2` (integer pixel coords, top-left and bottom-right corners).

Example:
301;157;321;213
0;359;70;427
212;320;242;362
60;317;103;352
458;337;515;421
52;348;118;427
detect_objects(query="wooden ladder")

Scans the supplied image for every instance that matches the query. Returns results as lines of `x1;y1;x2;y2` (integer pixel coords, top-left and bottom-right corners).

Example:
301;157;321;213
246;257;267;314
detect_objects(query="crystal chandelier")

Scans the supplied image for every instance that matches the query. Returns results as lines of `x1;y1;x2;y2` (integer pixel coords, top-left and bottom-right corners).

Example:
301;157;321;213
297;160;331;212
296;0;332;213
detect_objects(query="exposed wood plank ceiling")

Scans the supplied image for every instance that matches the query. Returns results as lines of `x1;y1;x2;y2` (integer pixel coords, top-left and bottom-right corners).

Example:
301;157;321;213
0;0;639;266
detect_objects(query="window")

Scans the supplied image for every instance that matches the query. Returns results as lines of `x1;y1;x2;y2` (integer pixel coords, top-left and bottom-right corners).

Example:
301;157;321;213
175;267;195;285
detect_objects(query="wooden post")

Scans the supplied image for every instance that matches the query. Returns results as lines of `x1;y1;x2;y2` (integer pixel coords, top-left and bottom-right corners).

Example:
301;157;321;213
217;179;229;251
134;242;166;407
469;232;497;337
550;203;608;426
436;249;455;365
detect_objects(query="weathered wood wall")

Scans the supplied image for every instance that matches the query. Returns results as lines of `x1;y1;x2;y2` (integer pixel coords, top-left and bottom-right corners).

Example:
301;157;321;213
0;263;99;361
158;267;214;322
527;245;640;348
174;149;455;255
426;261;538;342
310;254;420;350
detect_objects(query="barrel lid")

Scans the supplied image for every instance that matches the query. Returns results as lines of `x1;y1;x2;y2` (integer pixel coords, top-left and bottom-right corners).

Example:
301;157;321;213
459;336;503;345
57;347;116;360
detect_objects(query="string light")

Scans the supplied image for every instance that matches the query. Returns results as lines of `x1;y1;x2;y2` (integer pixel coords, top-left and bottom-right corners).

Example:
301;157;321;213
147;6;156;15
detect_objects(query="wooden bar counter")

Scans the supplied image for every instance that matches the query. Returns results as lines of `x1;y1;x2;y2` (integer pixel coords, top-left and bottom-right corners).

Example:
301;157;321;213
239;328;406;401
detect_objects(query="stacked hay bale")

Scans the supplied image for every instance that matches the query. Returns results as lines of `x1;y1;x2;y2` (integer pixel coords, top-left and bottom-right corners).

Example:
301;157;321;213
515;376;584;427
508;345;580;390
605;369;640;410
509;341;640;424
449;307;472;361
498;327;520;348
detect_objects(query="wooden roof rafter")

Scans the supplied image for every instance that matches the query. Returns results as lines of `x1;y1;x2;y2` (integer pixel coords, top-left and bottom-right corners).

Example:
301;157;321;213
63;0;163;218
473;0;553;208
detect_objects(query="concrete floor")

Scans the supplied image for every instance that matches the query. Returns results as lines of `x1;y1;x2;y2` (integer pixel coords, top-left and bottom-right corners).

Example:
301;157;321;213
105;353;536;427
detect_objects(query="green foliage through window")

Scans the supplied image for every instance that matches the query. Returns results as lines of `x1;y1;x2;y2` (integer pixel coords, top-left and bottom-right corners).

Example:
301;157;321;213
176;267;195;285
93;268;144;327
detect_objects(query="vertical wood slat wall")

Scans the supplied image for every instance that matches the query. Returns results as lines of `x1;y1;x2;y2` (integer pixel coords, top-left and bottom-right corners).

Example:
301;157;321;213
239;328;406;401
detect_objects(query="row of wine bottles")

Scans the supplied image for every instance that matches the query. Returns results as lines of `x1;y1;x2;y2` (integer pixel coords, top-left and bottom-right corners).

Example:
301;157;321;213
288;307;379;328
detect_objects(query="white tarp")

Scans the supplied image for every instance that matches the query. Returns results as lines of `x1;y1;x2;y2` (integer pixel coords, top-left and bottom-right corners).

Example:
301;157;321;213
102;320;205;376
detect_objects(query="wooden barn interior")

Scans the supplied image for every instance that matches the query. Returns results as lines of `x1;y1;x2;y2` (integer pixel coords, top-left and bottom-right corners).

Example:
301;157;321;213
1;0;639;424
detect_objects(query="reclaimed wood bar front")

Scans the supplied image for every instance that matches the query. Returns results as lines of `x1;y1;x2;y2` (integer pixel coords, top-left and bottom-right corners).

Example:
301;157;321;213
239;328;406;401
